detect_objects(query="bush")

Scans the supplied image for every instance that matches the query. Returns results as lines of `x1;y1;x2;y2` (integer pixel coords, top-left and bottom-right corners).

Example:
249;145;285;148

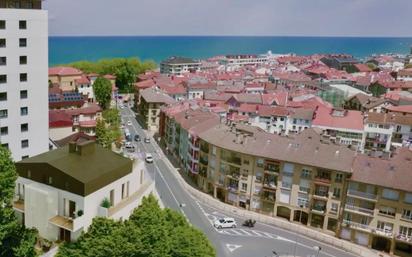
101;198;111;208
77;210;84;217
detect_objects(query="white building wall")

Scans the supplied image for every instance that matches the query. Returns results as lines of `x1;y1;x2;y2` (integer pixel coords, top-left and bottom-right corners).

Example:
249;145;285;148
0;9;48;161
49;126;74;141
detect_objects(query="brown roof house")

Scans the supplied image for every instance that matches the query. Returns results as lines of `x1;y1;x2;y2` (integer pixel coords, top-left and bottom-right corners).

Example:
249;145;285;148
13;141;155;242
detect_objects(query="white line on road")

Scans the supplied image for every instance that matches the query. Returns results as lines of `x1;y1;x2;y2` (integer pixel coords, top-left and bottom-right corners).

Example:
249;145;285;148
238;229;252;236
228;229;242;235
226;244;242;253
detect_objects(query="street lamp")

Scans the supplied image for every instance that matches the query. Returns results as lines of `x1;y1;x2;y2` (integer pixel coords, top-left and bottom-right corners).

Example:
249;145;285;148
313;246;322;257
293;205;304;257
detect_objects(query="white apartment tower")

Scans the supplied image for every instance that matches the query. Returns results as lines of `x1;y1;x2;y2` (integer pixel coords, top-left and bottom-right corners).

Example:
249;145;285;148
0;0;49;161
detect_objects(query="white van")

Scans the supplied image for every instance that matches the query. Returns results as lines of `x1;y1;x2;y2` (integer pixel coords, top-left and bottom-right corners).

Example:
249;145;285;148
214;217;237;229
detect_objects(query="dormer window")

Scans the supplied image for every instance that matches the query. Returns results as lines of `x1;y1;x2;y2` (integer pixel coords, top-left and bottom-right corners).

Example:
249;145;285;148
48;176;53;184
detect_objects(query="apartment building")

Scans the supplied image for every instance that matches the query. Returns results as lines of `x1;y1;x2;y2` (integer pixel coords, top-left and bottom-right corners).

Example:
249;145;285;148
196;124;355;234
160;56;201;76
138;87;175;133
219;54;268;69
341;148;412;256
0;0;49;161
13;140;155;242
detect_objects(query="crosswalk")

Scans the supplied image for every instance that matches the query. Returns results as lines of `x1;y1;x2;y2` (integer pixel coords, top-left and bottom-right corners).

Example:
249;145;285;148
217;227;280;240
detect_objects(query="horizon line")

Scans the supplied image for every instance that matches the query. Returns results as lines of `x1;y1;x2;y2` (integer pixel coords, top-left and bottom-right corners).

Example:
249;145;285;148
48;34;412;39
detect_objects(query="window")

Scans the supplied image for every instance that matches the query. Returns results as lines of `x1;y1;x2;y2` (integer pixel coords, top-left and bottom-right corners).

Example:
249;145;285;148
0;20;5;29
21;123;28;132
121;183;126;199
20;73;27;82
19;38;27;47
241;183;247;192
19;20;27;29
243;159;250;165
382;189;399;201
0;127;8;135
405;193;412;204
333;188;341;198
379;206;396;217
377;221;393;233
0;57;6;66
402;209;412;221
27;170;31;178
2;143;9;149
0;109;7;119
0;39;5;48
335;173;343;183
20;56;27;65
331;203;339;213
0;75;6;84
20;90;27;99
48;176;53;184
0;92;6;101
256;158;264;168
399;226;412;237
20;107;28;116
21;140;29;148
282;163;294;175
301;168;311;178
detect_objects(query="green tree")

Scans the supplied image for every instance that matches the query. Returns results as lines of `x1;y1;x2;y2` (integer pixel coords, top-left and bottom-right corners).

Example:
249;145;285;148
95;119;121;149
93;77;112;109
57;195;215;257
102;108;120;127
0;146;37;257
115;60;137;93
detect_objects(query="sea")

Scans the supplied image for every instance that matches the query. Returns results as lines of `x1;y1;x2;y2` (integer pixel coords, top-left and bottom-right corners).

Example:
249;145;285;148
49;36;412;66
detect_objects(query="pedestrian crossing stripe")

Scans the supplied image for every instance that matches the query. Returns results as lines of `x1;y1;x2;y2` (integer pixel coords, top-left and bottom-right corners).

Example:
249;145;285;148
238;229;252;235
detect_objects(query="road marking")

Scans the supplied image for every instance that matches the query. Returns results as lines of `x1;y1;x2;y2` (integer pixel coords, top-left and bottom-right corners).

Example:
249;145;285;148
229;229;242;235
239;229;252;235
250;230;263;237
262;232;275;239
226;244;242;253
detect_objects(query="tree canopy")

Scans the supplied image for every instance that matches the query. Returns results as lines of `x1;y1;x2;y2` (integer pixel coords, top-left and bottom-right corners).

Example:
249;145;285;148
93;77;112;109
114;60;137;93
0;146;37;257
64;58;156;78
57;195;216;257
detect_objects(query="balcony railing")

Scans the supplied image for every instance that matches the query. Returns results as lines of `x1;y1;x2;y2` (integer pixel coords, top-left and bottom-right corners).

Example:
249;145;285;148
314;191;329;198
345;204;374;216
342;220;372;232
311;205;326;214
263;181;277;189
314;176;331;184
396;234;412;243
374;228;393;237
227;186;239;193
347;189;377;201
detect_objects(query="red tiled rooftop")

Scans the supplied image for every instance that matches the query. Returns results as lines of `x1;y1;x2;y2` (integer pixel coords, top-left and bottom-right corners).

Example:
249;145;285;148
49;66;83;76
313;106;364;131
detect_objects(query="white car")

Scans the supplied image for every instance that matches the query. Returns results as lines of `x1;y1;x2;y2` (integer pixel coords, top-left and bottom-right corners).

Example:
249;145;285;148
144;137;150;143
214;217;236;229
145;153;154;163
127;120;132;126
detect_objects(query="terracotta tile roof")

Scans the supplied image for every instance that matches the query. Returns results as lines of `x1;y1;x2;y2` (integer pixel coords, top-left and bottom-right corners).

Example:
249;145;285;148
353;64;372;73
238;103;258;113
385;105;412;114
134;79;155;90
49;66;82;76
65;103;102;116
49;110;73;128
199;125;356;173
366;112;412;126
313;106;364;131
140;87;176;104
54;132;95;148
75;75;90;85
351;148;412;192
257;105;290;117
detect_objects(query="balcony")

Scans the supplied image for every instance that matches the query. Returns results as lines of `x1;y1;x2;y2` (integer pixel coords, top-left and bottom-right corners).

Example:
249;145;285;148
313;191;329;199
314;176;331;185
199;157;208;166
342;220;373;232
49;214;85;232
227;172;240;180
263;181;277;190
344;204;375;216
262;192;276;202
227;185;239;193
189;140;200;151
311;205;326;214
374;228;393;238
13;199;24;213
396;234;412;243
347;189;377;201
200;144;209;154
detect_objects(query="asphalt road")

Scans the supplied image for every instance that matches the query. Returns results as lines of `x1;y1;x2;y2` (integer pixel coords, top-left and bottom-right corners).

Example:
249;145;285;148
119;106;359;257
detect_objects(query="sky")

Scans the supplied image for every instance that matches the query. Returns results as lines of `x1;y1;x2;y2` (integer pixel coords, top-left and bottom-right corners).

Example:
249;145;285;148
44;0;412;37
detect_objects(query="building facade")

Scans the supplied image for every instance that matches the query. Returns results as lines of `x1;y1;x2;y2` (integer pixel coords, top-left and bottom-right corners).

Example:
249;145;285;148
0;1;49;161
13;141;155;242
160;56;201;76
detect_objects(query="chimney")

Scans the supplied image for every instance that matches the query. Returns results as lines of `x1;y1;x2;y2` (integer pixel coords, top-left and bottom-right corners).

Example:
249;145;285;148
68;141;77;153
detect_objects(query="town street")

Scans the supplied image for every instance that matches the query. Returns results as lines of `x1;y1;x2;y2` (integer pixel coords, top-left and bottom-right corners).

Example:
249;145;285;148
120;106;358;257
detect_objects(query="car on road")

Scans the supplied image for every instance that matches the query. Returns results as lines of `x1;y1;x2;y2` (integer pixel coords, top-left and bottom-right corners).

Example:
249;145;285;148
214;217;236;229
134;134;141;142
145;153;154;163
127;120;132;126
144;137;150;143
125;142;135;152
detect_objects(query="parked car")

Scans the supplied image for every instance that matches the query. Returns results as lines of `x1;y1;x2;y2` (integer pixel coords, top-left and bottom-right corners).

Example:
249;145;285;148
144;137;150;143
134;134;141;142
214;217;236;229
127;120;132;126
145;153;154;163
